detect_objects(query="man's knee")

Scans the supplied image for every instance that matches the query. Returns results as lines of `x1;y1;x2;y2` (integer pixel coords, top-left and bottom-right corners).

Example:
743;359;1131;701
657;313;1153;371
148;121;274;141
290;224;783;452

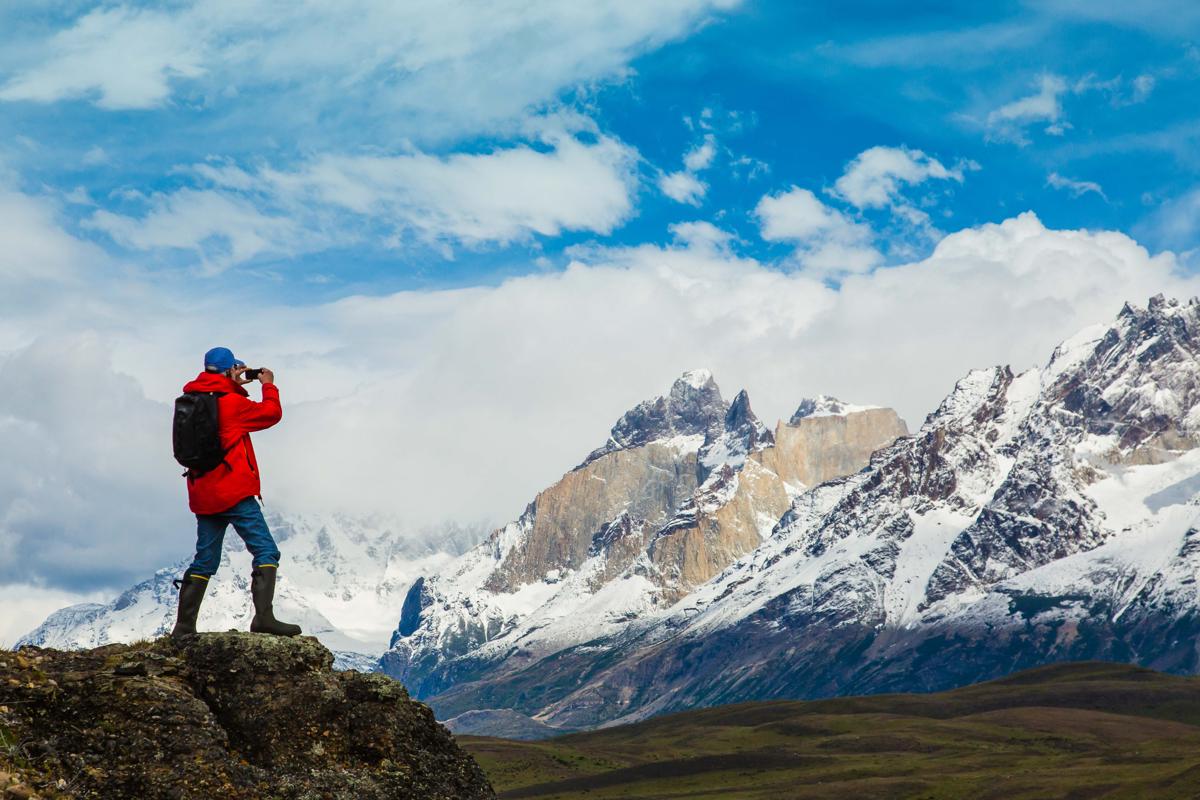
188;550;221;577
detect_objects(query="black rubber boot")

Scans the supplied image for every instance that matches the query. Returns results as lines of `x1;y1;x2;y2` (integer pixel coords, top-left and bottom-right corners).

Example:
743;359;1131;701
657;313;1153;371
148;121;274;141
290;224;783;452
171;574;208;638
250;566;302;637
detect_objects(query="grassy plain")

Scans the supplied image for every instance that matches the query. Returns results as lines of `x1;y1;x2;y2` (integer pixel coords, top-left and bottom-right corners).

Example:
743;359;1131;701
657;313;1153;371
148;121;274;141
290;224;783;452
462;662;1200;799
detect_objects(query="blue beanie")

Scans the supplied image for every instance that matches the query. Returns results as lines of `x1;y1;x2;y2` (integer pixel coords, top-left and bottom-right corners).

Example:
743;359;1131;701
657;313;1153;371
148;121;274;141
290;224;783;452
204;347;245;372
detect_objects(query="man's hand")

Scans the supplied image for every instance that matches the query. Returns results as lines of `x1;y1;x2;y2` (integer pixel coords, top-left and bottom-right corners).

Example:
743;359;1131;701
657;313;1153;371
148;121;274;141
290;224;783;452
258;368;275;385
230;365;251;385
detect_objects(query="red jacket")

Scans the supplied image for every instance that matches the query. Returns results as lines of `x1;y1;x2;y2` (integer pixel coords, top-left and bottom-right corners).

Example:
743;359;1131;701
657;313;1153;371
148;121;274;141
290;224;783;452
181;372;282;515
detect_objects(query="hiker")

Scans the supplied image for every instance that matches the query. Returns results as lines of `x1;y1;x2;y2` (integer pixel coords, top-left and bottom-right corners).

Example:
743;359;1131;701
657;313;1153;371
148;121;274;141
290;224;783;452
170;346;301;639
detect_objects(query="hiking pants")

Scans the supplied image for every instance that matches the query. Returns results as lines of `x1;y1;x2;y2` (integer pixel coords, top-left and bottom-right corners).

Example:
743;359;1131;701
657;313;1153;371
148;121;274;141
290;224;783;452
186;496;281;577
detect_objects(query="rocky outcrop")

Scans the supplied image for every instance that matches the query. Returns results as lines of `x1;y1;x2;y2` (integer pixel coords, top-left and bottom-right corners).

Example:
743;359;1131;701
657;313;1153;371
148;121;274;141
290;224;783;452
757;406;908;490
486;440;702;592
0;633;492;800
647;459;792;599
583;369;727;465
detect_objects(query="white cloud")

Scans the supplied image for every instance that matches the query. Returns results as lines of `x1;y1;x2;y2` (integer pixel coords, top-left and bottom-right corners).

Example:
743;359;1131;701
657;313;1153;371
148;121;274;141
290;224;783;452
0;1;741;138
658;170;707;205
683;134;717;172
833;146;968;210
755;186;882;274
0;6;204;109
1046;171;1107;200
986;74;1069;145
660;132;717;205
85;128;639;267
85;188;307;273
0;183;93;286
751;145;976;274
272;132;638;244
1132;73;1156;103
668;220;734;250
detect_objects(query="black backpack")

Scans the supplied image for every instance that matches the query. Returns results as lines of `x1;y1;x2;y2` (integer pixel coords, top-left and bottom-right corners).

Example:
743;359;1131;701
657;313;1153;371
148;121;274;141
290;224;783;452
173;392;229;477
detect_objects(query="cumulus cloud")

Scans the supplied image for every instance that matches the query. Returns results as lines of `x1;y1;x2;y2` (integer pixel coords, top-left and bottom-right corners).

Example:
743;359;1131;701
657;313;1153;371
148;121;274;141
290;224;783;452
1047;171;1107;200
0;1;740;139
754;187;882;274
832;145;972;231
987;74;1069;144
833;146;968;210
683;135;717;172
84;127;639;268
658;170;707;205
659;132;717;205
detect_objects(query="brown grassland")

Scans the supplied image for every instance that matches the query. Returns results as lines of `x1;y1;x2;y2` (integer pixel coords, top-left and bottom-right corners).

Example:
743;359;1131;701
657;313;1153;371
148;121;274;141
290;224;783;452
461;661;1200;799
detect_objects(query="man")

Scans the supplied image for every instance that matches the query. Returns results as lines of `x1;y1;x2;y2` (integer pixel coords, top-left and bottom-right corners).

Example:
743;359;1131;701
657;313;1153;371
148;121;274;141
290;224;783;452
171;346;301;638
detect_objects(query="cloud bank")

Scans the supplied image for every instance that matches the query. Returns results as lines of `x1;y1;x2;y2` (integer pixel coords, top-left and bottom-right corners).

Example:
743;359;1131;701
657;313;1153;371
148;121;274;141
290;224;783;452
2;184;1193;606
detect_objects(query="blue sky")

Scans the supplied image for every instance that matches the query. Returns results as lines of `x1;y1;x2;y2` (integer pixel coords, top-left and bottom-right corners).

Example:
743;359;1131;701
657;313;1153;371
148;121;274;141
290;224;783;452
2;1;1198;301
4;0;1200;635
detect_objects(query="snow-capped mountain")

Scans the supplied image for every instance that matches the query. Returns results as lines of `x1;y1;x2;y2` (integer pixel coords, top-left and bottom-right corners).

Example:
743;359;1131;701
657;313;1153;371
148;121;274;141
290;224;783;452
416;295;1200;730
381;369;907;700
19;512;484;665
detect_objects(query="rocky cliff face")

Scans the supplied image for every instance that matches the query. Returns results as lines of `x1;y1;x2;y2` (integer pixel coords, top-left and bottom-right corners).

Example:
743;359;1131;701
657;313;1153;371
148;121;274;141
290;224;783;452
382;371;906;709
758;405;908;490
0;633;492;800
423;295;1200;731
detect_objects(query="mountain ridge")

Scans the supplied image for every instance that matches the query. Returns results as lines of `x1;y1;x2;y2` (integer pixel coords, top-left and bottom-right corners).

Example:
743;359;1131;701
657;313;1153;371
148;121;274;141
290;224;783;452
403;295;1200;733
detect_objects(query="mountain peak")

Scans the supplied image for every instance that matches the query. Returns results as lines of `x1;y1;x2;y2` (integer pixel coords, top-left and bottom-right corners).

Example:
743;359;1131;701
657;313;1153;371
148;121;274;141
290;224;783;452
789;395;879;423
583;370;728;465
678;368;715;389
699;388;773;476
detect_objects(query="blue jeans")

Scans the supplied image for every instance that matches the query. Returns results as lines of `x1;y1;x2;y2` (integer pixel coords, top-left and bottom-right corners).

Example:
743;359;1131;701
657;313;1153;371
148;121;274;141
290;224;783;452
187;497;281;577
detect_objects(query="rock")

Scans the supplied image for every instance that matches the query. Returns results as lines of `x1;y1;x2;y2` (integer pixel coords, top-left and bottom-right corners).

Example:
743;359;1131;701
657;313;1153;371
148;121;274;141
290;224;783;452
112;661;147;677
4;785;34;800
0;633;493;799
757;407;909;490
486;440;702;591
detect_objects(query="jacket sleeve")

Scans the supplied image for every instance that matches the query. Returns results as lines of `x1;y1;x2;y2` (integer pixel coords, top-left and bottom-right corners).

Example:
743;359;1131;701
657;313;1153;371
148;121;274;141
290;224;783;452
236;384;283;433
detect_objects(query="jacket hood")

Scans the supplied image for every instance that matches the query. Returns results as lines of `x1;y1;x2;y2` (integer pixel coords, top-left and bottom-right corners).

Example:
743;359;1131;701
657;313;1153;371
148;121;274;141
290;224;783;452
183;371;249;397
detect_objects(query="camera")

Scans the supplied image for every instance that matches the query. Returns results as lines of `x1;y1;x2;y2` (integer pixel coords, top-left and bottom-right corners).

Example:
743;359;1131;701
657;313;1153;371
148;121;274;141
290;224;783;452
243;368;263;380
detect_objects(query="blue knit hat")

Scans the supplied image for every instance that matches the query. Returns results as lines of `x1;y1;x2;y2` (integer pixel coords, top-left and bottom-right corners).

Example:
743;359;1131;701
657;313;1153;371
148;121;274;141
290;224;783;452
204;347;245;372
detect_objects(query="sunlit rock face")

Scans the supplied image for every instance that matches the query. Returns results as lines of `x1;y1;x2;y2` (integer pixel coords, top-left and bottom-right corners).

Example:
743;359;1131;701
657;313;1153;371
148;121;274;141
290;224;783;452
384;370;906;703
758;406;909;490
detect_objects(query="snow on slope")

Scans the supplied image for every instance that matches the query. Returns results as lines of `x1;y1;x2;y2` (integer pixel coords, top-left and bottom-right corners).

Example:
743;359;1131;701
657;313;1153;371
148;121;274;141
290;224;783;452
18;512;480;661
